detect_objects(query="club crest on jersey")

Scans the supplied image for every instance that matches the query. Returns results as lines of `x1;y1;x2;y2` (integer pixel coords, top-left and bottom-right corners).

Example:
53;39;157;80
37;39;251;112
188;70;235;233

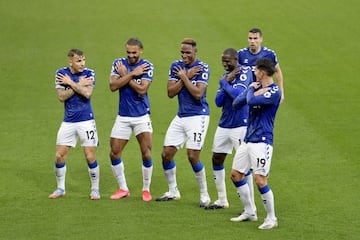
264;92;271;98
134;78;142;84
240;73;248;81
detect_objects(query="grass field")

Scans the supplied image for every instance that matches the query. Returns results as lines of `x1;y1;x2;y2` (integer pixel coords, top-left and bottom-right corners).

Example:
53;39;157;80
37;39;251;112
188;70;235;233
0;0;359;239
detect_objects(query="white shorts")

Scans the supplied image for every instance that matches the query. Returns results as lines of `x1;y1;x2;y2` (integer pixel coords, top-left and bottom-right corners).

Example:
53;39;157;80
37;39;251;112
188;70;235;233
164;115;209;150
212;126;247;154
232;142;273;177
110;114;153;140
56;120;99;147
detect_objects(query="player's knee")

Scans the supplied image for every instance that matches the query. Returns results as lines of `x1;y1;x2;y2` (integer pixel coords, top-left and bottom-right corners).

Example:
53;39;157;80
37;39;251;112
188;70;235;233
212;153;226;166
254;175;267;188
161;146;176;163
55;151;67;163
187;151;200;164
230;169;244;182
161;151;171;162
85;152;96;162
109;147;121;159
55;154;65;163
141;150;151;160
140;143;152;159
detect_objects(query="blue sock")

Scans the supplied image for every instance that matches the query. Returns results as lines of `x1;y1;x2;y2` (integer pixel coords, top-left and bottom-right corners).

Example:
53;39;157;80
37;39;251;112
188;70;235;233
88;160;98;169
162;160;175;170
213;164;224;171
111;158;122;166
55;162;66;168
233;178;247;188
143;159;152;168
258;185;271;194
192;161;204;173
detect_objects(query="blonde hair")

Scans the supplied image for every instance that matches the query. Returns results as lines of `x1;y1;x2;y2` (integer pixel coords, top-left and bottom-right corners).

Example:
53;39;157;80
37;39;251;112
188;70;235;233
181;38;196;47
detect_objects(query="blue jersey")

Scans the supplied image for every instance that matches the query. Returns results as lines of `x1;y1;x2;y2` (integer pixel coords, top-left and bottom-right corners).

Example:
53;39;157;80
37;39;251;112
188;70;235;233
215;66;253;128
55;67;95;123
238;46;279;78
233;83;281;145
169;59;210;117
110;58;154;117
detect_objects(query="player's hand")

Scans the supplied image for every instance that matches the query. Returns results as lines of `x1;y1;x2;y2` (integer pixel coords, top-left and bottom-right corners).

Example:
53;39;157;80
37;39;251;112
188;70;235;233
186;65;202;79
56;73;72;86
115;62;128;77
174;66;187;78
131;63;149;77
250;82;261;89
226;67;241;82
79;76;94;86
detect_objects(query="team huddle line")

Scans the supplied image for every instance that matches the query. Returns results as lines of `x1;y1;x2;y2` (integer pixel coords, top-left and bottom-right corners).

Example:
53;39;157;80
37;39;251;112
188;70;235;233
49;28;284;230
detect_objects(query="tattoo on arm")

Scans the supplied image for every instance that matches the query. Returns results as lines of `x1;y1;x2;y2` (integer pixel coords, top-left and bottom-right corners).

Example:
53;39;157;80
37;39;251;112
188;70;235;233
57;88;75;102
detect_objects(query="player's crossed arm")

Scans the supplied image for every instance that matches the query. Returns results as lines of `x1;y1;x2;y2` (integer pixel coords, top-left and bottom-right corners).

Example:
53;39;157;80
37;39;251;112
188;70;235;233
56;73;94;99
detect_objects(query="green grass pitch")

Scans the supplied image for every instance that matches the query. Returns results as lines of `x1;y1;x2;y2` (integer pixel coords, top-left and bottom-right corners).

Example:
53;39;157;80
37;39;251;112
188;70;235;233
0;0;359;239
